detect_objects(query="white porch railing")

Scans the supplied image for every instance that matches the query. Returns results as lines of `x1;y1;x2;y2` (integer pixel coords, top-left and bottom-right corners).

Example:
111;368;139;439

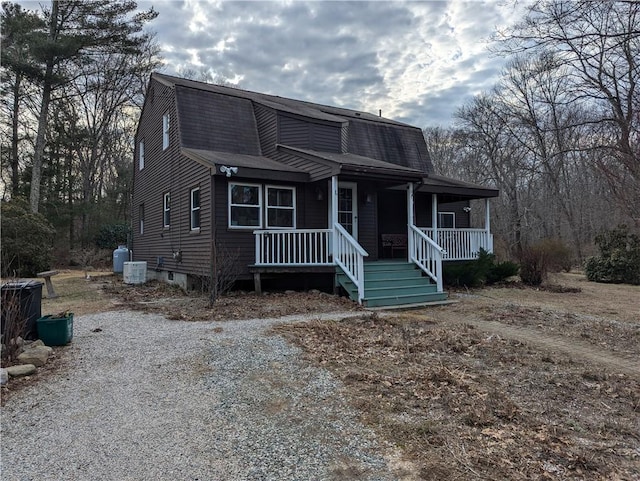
409;225;444;292
334;223;369;303
421;228;493;261
254;229;332;266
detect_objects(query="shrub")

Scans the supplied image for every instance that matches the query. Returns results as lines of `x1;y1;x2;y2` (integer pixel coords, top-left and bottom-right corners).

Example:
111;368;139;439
94;223;131;249
584;225;640;285
536;238;573;272
443;249;519;288
1;198;55;277
519;245;548;286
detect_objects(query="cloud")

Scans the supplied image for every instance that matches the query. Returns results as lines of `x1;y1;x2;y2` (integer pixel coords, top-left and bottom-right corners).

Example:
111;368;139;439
142;0;531;127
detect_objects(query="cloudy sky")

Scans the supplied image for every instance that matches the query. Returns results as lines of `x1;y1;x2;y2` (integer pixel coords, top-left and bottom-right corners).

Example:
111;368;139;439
22;0;531;128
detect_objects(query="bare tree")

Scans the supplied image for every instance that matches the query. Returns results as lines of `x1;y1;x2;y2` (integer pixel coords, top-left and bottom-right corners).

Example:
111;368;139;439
495;0;640;226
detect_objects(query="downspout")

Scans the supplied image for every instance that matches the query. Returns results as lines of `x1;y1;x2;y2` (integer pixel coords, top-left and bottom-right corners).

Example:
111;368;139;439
209;169;217;305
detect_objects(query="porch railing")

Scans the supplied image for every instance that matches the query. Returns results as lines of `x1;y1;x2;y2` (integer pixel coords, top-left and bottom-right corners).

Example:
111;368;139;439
421;228;493;261
254;229;332;266
334;223;369;303
410;225;444;293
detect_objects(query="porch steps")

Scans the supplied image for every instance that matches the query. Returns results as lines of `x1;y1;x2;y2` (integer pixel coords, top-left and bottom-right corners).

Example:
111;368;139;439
337;261;448;308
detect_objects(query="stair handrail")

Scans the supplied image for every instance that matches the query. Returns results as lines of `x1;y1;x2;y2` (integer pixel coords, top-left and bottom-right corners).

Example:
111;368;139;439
334;222;369;303
409;224;444;292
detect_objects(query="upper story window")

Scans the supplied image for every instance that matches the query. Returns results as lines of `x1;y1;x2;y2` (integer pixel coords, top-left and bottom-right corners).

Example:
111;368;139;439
162;113;170;150
229;183;262;228
163;192;170;228
266;186;295;228
438;212;455;229
138;139;145;170
190;187;200;230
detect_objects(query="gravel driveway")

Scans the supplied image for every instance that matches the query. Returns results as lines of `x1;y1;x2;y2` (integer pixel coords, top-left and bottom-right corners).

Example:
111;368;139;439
1;311;407;480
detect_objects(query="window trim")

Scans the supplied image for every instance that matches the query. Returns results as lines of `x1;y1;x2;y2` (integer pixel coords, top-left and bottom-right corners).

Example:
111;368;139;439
228;182;263;229
162;113;170;150
438;211;455;229
190;187;201;231
138;139;145;170
163;192;170;228
265;185;296;229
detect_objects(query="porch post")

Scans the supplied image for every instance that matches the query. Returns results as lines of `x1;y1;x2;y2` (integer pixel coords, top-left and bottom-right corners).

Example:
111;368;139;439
407;183;414;262
485;198;493;253
331;176;338;259
431;194;438;242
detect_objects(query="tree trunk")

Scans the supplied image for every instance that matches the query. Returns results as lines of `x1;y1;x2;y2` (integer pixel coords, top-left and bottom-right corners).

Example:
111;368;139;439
11;72;22;197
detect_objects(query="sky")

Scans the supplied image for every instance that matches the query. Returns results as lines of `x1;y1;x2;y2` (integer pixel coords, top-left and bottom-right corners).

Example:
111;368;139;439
24;0;531;128
143;0;532;128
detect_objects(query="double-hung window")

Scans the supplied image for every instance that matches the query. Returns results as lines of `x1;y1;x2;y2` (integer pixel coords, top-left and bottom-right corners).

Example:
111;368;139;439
162;113;170;150
190;187;200;230
163;192;170;228
438;212;455;228
266;186;295;228
138;140;145;170
229;183;262;228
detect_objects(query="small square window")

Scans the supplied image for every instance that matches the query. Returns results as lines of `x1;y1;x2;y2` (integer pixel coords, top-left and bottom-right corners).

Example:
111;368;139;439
190;187;200;230
438;212;455;229
163;192;170;227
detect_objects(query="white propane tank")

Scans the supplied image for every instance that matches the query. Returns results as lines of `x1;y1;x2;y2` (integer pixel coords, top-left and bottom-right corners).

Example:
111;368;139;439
113;245;130;273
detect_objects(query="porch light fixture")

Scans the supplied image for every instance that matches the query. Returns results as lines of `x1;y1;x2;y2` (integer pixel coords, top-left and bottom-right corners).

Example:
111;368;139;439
315;187;324;201
463;206;472;213
220;165;238;177
363;193;373;204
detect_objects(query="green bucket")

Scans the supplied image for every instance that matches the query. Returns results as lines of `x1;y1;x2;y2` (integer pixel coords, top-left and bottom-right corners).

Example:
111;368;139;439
37;313;74;346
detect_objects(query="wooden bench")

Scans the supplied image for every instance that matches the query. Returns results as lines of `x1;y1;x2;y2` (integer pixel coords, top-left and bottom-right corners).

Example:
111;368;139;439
37;270;59;299
381;234;408;258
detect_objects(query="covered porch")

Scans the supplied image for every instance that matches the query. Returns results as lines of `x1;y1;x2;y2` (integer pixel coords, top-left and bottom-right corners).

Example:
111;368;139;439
252;174;498;306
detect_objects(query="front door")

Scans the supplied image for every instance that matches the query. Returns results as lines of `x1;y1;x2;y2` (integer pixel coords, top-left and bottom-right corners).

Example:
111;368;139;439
338;182;358;239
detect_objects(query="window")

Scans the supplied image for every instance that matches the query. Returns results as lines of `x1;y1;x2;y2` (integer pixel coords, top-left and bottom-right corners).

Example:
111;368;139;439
162;113;170;150
438;212;455;229
163;192;170;227
229;183;262;228
266;186;295;228
139;204;145;234
138;140;145;170
190;187;200;230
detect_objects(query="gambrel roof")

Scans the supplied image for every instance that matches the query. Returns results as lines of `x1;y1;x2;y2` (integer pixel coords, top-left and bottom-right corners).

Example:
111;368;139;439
152;72;497;197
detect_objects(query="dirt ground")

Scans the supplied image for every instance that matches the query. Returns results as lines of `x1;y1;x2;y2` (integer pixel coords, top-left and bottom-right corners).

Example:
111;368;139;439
6;270;640;479
276;273;640;480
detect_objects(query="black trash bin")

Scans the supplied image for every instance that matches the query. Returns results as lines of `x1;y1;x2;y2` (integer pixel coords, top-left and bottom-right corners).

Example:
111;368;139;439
1;281;43;341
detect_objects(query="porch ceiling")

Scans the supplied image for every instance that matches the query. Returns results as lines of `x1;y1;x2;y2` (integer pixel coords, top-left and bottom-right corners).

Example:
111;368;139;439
276;145;426;182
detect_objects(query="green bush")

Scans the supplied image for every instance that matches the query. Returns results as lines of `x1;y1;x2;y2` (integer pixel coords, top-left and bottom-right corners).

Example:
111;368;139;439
94;223;131;249
1;198;56;277
584;225;640;285
443;249;519;288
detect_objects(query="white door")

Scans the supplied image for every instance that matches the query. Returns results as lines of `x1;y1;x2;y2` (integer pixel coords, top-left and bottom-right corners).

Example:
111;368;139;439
338;182;358;239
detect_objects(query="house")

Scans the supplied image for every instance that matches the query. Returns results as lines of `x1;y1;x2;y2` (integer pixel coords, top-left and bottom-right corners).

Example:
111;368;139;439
131;72;498;307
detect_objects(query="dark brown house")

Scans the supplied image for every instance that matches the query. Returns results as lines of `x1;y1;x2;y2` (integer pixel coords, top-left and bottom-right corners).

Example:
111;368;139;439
132;72;498;307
